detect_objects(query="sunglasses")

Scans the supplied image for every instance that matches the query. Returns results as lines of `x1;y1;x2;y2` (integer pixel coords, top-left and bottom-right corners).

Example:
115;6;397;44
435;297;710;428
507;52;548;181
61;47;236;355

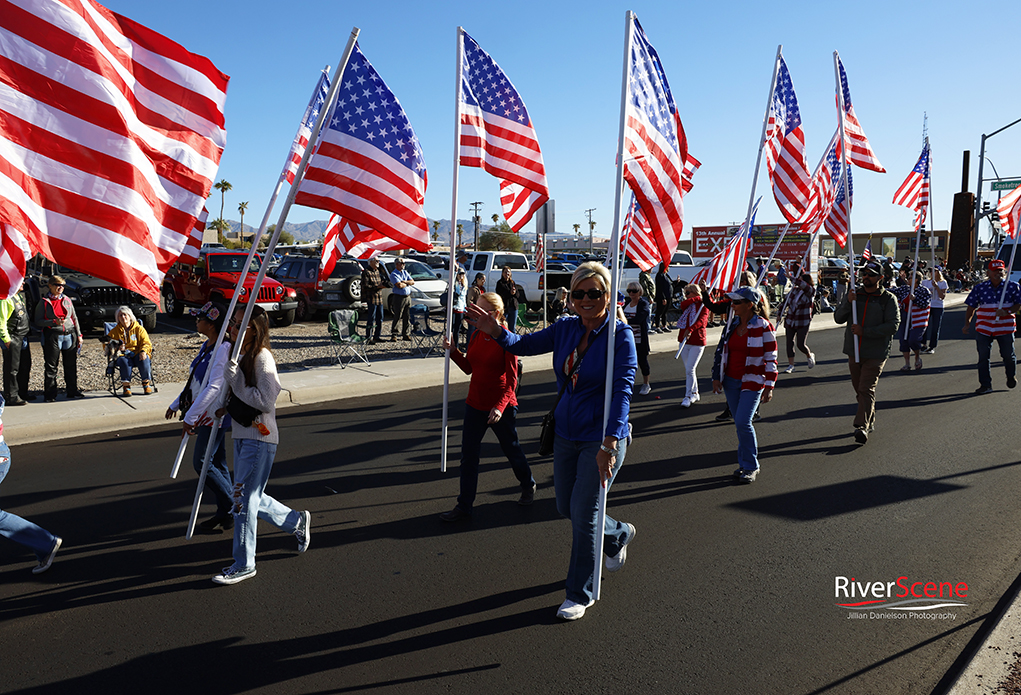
730;298;750;305
626;288;640;294
861;271;880;278
49;283;65;288
571;289;605;300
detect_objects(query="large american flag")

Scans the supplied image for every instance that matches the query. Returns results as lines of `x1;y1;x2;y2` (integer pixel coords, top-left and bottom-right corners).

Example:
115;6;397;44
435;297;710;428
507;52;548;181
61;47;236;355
764;55;812;223
892;141;930;232
459;31;549;232
295;42;430;252
825;163;852;248
691;199;760;291
0;0;228;302
836;55;885;173
622;17;689;270
799;130;843;241
997;183;1021;240
320;214;403;279
281;68;330;185
621;195;660;272
178;208;209;266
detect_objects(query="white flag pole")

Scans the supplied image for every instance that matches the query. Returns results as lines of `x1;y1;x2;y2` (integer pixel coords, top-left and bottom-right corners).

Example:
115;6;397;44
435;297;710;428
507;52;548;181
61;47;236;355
542;231;548;328
441;27;465;475
185;31;359;538
833;52;860;362
740;45;782;245
170;437;188;478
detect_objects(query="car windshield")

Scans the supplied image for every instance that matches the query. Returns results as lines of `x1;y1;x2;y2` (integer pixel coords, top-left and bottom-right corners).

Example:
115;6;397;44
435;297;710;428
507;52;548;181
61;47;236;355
330;260;361;279
208;254;262;273
400;260;440;280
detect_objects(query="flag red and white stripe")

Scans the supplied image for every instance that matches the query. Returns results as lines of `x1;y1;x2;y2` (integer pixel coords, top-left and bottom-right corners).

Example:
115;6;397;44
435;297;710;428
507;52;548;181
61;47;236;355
178;208;209;266
825;166;852;248
622;18;689;270
997;182;1021;240
320;214;405;279
459;31;549;232
295;42;430;252
0;223;33;295
690;200;759;292
281;68;330;185
836;55;885;173
534;233;545;273
621;196;661;272
0;0;228;301
764;55;812;223
798;130;843;241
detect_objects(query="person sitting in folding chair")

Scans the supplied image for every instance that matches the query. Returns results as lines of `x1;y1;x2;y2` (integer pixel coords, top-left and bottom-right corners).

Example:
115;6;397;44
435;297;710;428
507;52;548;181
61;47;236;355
105;306;153;396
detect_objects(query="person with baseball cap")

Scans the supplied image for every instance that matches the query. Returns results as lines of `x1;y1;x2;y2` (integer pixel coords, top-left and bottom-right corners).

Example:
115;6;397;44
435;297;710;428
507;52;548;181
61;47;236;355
963;259;1021;394
834;260;900;445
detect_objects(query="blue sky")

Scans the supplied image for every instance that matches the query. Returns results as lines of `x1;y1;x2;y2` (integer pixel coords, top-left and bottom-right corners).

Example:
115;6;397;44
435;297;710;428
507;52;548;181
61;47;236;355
104;0;1021;245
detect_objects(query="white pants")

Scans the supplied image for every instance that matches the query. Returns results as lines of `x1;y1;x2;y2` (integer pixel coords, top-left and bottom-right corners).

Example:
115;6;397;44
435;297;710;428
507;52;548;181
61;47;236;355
680;344;705;399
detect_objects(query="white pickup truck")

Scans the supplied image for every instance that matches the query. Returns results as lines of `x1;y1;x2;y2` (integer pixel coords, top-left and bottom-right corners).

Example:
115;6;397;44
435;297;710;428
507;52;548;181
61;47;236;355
609;251;704;291
461;251;574;309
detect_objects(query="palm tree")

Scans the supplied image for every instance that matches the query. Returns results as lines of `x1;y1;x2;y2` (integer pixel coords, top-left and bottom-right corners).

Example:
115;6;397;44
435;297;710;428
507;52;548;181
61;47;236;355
238;201;249;247
456;223;465;249
214;179;232;225
491;213;500;228
431;219;440;244
573;223;581;239
208;217;231;245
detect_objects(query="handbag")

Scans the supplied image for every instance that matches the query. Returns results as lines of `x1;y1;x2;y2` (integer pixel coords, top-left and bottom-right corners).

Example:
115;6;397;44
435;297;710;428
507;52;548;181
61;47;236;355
538;346;586;457
225;389;262;428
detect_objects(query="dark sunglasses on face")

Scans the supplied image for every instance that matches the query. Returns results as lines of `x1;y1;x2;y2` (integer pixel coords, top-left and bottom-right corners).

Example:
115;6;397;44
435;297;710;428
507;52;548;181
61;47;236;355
571;289;605;300
861;271;879;278
626;288;640;294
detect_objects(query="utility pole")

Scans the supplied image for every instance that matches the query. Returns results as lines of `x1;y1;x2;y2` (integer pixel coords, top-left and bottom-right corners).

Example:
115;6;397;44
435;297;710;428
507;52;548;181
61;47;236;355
470;201;483;251
585;208;597;255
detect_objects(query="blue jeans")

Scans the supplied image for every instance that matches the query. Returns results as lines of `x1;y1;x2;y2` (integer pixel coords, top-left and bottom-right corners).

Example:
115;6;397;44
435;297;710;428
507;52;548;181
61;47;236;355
924;308;944;349
451;311;464;351
115;351;151;382
975;332;1016;388
0;442;58;561
722;376;763;471
231;439;299;570
506;308;518;334
366;304;383;340
193;425;233;516
552;435;631;605
456;404;533;513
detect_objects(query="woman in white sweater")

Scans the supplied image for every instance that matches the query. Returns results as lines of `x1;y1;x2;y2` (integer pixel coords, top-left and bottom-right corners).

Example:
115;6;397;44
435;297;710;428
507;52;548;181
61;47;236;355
212;306;310;586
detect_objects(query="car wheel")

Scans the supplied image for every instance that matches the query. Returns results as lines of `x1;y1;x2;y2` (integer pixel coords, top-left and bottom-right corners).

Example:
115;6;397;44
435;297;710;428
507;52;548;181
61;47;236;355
274;308;295;327
164;289;183;317
142;312;157;331
343;277;362;303
296;294;310;322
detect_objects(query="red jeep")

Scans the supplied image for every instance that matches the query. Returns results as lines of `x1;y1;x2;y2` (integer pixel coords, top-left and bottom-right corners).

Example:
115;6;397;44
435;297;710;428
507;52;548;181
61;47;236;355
163;250;298;326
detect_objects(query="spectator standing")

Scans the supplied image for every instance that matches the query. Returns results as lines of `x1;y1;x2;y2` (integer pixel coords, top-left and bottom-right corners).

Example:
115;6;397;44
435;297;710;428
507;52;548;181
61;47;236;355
495;266;520;334
833;260;900;445
548;287;569;323
450;268;468;351
710;286;777;483
439;292;535;522
34;275;83;402
963;259;1021;394
676;284;709;408
0;395;61;574
388;257;414;342
465;273;486;346
921;268;948;353
0;279;31;405
360;256;387;344
622;281;653;395
653;261;673;332
106;306;153;396
639;267;656;304
781;273;817;374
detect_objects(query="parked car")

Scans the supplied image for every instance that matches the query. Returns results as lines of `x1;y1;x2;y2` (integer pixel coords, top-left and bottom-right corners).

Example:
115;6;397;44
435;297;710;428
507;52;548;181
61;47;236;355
25;257;158;333
162;250;298;326
817;257;851;288
461;251;574;309
357;257;448;314
270;255;364;321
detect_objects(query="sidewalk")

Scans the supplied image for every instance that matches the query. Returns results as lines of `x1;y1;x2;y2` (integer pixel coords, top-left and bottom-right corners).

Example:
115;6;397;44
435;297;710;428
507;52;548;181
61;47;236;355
5;292;968;446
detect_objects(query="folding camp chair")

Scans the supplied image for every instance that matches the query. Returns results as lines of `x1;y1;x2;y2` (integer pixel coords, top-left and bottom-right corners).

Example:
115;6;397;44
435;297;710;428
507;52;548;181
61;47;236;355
101;321;158;396
409;304;443;358
327;310;370;368
516;310;542;332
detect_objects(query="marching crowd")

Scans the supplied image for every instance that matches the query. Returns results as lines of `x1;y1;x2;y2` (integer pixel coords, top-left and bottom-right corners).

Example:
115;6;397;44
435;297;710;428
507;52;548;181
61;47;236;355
2;255;1017;622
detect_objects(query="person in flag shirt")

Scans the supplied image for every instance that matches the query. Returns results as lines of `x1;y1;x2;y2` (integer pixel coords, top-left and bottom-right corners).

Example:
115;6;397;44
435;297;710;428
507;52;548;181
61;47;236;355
962;260;1021;394
780;272;817;374
834;261;900;445
890;273;931;372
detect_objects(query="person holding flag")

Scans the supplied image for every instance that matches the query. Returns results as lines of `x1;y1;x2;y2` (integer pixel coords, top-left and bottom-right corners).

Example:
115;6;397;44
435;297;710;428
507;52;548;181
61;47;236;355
834;261;900;445
891;271;931;372
962;260;1021;394
467;262;637;621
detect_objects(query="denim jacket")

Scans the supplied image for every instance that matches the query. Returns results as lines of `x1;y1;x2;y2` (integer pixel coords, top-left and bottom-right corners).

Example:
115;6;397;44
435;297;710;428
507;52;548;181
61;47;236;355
497;314;636;441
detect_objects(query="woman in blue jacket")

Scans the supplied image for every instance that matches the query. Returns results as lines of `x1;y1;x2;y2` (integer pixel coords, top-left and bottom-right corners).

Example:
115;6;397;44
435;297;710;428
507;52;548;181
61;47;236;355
468;262;637;621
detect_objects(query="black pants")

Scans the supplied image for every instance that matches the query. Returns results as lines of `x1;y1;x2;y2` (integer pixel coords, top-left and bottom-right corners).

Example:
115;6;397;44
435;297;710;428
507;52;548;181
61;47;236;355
390;294;410;337
41;330;78;399
3;334;30;401
654;300;670;329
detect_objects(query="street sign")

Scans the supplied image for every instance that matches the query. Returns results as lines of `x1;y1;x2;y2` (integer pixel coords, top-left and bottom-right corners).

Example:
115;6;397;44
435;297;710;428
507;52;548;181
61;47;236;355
991;179;1021;191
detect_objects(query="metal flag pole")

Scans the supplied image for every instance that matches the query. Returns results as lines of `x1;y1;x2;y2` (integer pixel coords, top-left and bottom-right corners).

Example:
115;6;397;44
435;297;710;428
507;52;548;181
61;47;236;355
185;30;359;538
440;27;465;475
833;51;859;362
740;45;782;247
542;230;548;328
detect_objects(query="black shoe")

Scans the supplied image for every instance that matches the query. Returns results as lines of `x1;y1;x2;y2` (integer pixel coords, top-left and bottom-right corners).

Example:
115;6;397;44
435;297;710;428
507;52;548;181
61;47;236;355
402;336;411;342
199;515;234;532
67;391;85;400
752;412;762;422
518;483;536;506
715;409;732;422
439;506;471;522
975;385;994;395
1009;376;1017;389
854;428;869;445
8;398;27;406
390;336;398;343
44;397;56;403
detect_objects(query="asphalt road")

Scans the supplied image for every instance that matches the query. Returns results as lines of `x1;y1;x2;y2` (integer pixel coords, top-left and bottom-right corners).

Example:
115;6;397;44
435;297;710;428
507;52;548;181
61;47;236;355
2;304;1020;695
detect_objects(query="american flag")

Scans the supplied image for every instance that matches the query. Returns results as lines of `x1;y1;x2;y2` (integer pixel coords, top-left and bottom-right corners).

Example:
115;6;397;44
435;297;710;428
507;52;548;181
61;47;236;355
320;214;404;279
825;164;852;248
997;183;1021;240
179;209;209;266
622;17;689;270
621;195;660;272
295;42;430;252
281;68;330;185
861;238;873;262
459;31;549;232
0;0;228;302
799;130;843;240
691;198;760;291
534;234;545;273
892;142;930;231
764;55;812;223
836;55;885;173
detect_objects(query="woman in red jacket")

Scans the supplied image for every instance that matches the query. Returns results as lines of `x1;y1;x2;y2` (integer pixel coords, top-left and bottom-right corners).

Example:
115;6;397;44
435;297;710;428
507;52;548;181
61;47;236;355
676;284;709;408
440;292;535;522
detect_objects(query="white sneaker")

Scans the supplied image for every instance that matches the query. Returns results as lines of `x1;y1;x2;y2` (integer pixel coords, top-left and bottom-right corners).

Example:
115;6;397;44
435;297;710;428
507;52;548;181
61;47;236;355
690;393;700;403
32;537;62;575
605;523;636;572
556;598;594;621
680;397;691;408
212;565;257;585
638;384;651;396
807;353;816;369
295;510;311;552
782;365;795;374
